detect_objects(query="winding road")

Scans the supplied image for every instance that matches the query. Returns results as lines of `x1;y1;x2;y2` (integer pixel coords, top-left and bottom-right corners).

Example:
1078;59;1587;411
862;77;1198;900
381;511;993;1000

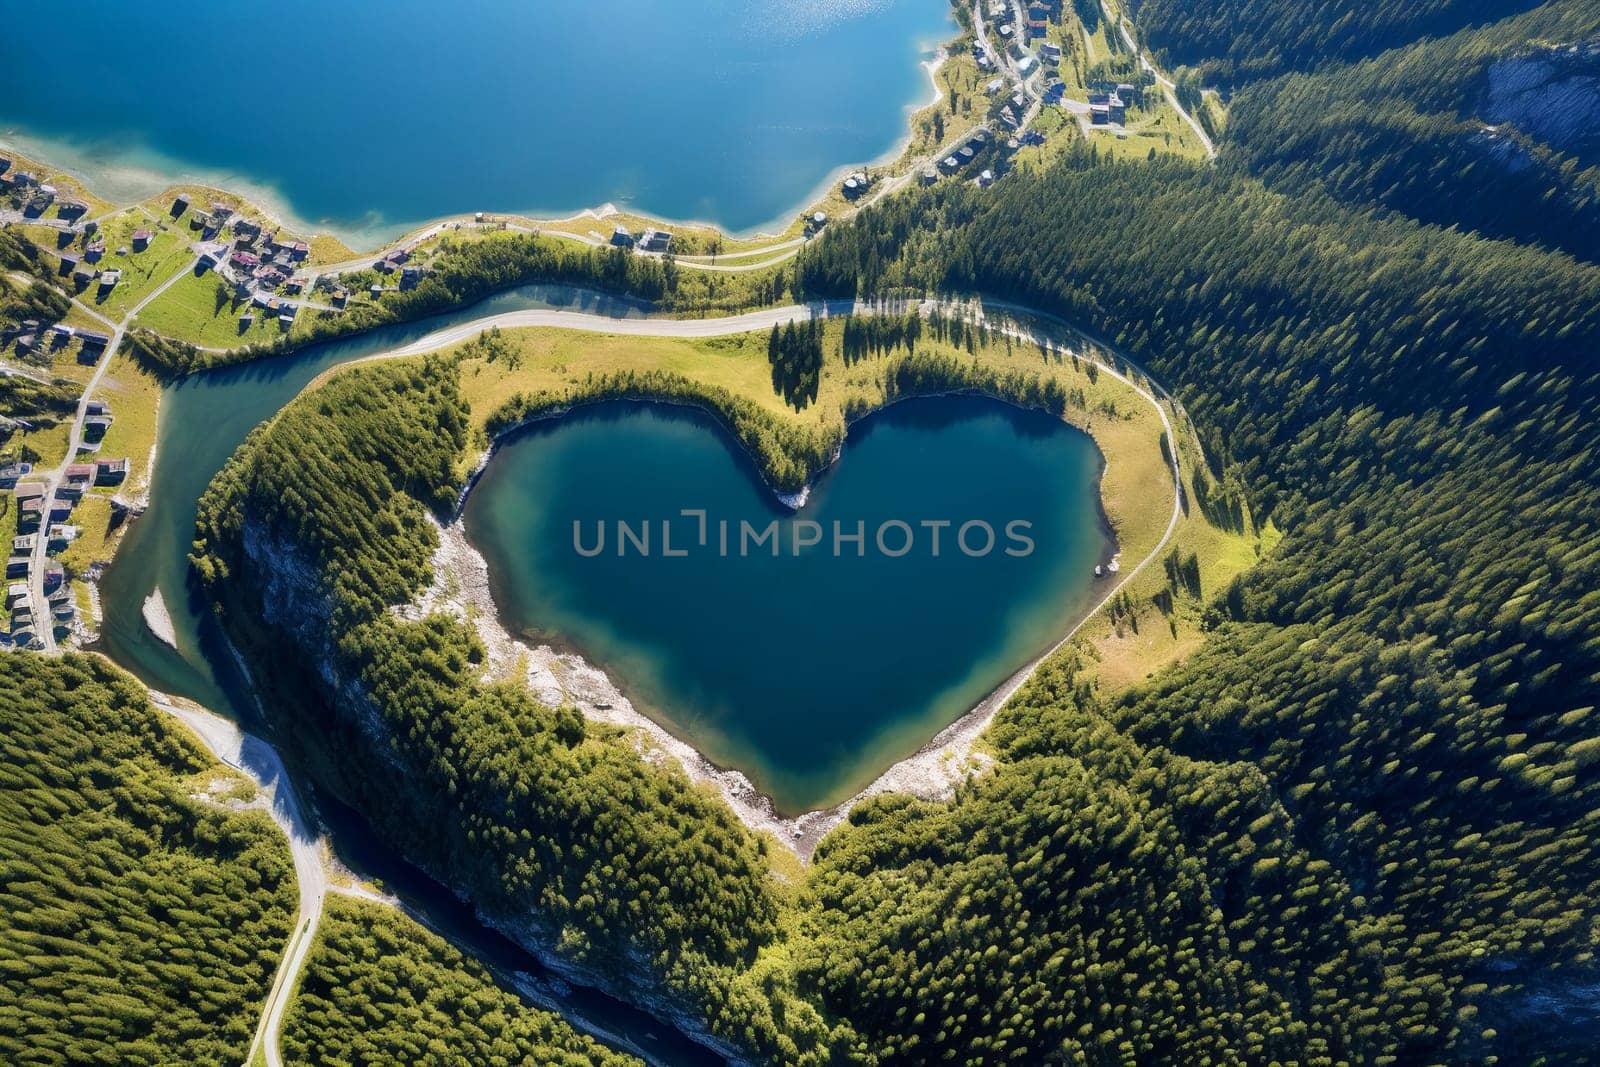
149;693;326;1067
26;252;197;651
1099;0;1217;158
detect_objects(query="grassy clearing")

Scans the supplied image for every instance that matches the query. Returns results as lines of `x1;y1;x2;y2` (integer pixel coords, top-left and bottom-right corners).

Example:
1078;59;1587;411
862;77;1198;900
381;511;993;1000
88;353;163;499
87;226;193;319
443;319;1176;566
10;418;71;472
57;495;119;582
1076;424;1270;693
133;268;295;348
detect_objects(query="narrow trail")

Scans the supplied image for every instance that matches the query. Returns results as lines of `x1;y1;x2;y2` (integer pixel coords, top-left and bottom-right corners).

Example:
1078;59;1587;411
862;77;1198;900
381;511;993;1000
146;692;325;1067
1099;0;1217;158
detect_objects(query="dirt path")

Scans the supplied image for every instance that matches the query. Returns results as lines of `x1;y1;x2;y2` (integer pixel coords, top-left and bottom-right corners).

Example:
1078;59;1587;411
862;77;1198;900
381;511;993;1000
148;692;326;1067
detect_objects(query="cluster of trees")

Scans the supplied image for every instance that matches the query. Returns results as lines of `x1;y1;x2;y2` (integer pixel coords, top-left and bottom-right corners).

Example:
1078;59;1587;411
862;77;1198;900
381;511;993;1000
0;654;296;1065
868;349;1076;421
766;319;824;409
838;311;921;364
782;5;1600;1054
282;897;638;1066
1223;0;1600;261
171;1;1600;1061
1126;0;1541;83
0;371;77;460
0;227;71;337
487;367;841;494
191;359;848;1063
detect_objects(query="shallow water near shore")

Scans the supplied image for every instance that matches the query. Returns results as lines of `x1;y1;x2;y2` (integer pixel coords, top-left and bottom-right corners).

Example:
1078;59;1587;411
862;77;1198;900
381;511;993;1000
0;0;954;244
464;397;1110;814
94;284;655;722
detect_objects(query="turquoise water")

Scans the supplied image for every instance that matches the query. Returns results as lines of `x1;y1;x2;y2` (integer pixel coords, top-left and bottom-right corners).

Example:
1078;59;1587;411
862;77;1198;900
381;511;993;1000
95;285;654;722
464;397;1109;814
0;0;953;243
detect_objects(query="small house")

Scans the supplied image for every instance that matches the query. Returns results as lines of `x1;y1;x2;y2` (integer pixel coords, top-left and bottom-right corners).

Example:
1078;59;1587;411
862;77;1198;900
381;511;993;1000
637;229;673;253
58;252;79;275
94;458;127;485
132;229;152;251
171;194;190;217
610;226;634;248
83;416;113;440
99;269;122;289
1090;104;1110;125
5;558;29;580
78;330;111;350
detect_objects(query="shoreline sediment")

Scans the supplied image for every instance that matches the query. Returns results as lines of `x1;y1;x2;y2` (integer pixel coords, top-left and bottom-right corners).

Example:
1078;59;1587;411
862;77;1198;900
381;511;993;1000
418;326;1174;859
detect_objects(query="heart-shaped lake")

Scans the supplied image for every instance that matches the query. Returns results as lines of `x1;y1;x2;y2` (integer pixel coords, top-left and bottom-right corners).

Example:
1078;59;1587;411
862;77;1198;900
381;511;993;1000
463;396;1110;814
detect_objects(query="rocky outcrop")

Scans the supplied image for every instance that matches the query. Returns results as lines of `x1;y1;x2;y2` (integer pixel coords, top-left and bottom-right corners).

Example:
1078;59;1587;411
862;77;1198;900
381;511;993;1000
1484;36;1600;165
230;513;753;1065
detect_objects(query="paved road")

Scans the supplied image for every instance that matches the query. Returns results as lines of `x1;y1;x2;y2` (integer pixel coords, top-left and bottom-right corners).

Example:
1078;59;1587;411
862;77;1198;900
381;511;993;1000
352;298;874;367
26;254;197;651
151;693;326;1067
1099;0;1217;158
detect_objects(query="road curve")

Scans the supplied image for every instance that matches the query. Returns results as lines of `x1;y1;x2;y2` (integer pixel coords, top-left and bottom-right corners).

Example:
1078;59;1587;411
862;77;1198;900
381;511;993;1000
327;293;1186;863
149;692;325;1067
351;298;876;368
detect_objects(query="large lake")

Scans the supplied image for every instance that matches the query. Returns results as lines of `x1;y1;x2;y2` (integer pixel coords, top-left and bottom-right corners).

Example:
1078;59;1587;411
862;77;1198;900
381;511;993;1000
0;0;953;244
464;398;1110;814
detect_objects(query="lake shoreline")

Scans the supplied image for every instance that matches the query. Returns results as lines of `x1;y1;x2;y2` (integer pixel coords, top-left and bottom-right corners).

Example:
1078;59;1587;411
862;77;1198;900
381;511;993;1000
0;14;957;254
434;389;1131;859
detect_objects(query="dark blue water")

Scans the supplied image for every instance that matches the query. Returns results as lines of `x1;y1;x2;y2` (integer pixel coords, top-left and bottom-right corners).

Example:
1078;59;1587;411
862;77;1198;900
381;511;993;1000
464;397;1109;813
0;0;953;242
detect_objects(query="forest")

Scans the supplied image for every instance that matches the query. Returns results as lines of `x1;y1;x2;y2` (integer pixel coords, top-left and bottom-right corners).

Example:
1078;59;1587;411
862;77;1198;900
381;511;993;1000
0;655;296;1066
1222;0;1600;261
51;0;1600;1061
281;897;639;1067
1125;0;1547;83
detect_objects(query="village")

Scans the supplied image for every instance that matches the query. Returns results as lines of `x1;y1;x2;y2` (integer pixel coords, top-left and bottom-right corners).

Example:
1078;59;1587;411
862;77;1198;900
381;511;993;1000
827;0;1170;201
1;406;127;650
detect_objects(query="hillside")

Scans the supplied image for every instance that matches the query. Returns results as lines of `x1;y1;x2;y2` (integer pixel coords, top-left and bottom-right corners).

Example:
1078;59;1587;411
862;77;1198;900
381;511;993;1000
1223;0;1600;260
0;655;296;1065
